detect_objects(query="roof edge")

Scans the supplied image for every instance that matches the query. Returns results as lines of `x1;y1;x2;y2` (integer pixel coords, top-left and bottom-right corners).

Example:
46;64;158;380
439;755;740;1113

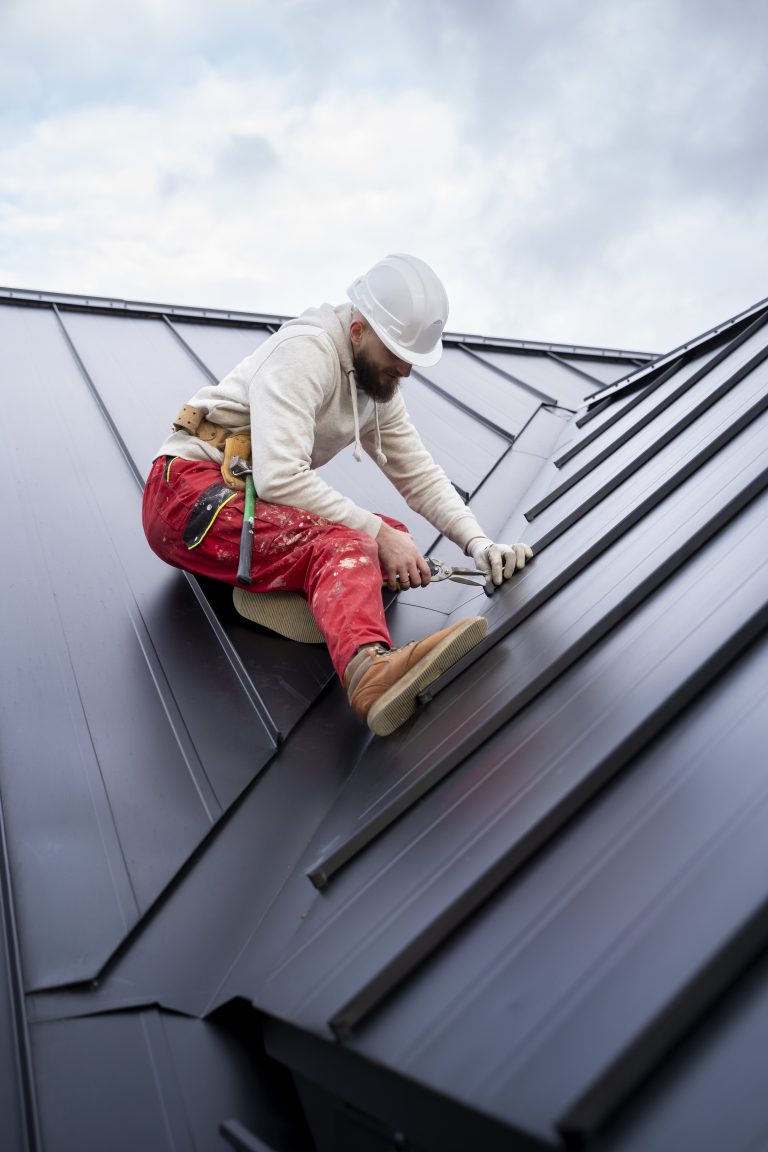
0;285;656;362
586;293;768;402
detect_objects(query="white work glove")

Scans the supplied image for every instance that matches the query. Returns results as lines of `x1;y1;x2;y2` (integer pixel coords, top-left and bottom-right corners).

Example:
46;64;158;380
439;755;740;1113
468;537;533;586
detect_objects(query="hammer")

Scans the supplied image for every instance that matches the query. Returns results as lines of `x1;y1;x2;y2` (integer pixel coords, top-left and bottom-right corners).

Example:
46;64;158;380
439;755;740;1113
231;455;256;585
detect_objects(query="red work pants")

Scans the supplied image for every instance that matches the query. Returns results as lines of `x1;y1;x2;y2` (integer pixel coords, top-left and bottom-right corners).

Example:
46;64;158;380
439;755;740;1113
142;456;401;680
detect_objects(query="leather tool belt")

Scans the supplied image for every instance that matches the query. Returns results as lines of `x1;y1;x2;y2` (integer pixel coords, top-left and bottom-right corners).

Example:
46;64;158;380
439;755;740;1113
173;404;252;490
173;404;236;451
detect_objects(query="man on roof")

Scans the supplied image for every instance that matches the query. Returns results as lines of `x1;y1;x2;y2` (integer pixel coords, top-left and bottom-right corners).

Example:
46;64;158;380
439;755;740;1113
142;253;531;736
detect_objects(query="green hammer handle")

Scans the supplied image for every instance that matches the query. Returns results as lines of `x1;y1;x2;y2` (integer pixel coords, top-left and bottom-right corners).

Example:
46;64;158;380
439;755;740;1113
236;474;256;584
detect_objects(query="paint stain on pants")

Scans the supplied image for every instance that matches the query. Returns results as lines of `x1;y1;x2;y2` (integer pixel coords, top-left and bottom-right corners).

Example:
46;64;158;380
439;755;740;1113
142;456;406;679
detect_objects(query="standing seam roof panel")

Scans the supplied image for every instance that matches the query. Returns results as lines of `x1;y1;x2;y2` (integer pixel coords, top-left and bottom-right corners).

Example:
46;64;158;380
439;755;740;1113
0;304;277;989
253;485;768;1042
349;630;768;1147
300;394;768;890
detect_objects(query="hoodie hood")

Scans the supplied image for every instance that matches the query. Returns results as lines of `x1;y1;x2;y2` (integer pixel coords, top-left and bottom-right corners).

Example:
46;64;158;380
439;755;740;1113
281;303;355;376
280;303;387;466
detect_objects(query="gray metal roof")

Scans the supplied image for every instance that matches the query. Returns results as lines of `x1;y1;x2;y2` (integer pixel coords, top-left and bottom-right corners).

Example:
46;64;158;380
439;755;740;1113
3;282;768;1151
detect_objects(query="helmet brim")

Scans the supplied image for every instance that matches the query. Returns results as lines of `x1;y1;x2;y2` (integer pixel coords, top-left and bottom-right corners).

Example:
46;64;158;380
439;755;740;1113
365;312;444;368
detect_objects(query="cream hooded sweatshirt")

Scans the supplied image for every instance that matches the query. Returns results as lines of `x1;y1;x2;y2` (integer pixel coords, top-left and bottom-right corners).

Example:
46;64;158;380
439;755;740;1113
155;303;485;550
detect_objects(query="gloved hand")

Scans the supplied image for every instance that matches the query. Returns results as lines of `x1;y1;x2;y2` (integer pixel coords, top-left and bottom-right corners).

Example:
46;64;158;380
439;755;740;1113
468;536;533;586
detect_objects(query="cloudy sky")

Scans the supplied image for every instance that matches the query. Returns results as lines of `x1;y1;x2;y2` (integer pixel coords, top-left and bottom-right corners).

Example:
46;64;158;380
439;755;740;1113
1;0;766;353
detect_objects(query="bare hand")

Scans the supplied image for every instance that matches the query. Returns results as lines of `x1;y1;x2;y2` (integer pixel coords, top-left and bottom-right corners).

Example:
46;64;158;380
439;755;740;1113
376;521;432;591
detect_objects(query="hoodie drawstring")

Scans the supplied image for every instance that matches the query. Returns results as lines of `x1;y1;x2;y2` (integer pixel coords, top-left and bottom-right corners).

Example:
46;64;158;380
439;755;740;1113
373;405;387;466
348;369;363;462
348;368;388;467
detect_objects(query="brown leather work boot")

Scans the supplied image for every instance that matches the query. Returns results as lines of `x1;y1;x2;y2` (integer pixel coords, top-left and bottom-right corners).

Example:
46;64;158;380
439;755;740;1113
345;616;488;736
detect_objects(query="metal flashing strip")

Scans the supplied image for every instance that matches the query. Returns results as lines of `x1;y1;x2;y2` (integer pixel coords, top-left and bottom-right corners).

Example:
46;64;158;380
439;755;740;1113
448;324;654;361
306;430;768;891
526;363;768;544
457;344;559;406
584;296;768;403
0;285;288;328
387;374;768;706
546;350;607;389
563;357;683;455
325;566;768;1040
558;893;768;1144
530;321;768;519
536;359;722;508
573;303;768;439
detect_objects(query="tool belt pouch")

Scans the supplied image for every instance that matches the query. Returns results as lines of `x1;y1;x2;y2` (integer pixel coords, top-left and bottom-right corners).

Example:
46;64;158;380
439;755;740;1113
221;433;252;491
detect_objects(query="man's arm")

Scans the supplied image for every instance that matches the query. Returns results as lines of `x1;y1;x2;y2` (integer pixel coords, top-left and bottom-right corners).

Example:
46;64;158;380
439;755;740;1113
371;398;533;586
248;335;383;537
366;395;486;550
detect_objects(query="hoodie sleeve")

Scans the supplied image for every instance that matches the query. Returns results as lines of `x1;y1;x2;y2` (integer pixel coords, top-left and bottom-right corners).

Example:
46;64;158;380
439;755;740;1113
248;333;383;538
364;394;485;552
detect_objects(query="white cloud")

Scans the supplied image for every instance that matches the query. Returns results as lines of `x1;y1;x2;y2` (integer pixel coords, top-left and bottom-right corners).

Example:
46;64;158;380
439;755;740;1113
1;0;767;352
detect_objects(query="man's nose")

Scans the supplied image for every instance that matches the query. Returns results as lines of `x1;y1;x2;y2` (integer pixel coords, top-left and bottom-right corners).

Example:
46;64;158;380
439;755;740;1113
396;359;412;378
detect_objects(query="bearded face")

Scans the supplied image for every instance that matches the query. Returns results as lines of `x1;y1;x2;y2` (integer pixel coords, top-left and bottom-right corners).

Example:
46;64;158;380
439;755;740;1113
352;324;412;403
353;347;402;403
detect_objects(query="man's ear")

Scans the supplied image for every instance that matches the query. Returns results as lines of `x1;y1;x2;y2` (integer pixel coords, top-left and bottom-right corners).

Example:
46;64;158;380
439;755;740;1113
349;317;365;349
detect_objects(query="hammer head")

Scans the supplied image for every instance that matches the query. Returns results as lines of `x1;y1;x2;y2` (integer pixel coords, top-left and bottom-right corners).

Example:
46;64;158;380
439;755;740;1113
230;455;252;478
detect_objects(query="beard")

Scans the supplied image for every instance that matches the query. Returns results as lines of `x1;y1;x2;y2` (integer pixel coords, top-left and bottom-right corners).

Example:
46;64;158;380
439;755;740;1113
353;348;401;404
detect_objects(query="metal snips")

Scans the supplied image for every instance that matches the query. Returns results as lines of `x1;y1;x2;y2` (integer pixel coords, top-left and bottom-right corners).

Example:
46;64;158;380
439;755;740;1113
425;556;488;588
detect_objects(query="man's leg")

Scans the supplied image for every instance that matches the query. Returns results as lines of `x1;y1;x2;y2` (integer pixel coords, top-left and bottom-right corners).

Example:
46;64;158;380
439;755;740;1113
142;457;487;735
142;457;392;677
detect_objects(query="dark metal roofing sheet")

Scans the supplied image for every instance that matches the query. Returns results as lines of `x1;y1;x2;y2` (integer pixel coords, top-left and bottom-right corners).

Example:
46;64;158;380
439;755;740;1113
28;700;374;1024
462;406;571;546
596;944;768;1152
555;315;766;472
582;299;768;407
298;393;768;891
312;376;510;551
350;627;768;1147
251;460;767;1040
63;341;766;1038
469;347;598;407
0;789;38;1152
56;307;214;479
526;343;768;541
3;286;768;1152
30;1007;309;1152
172;319;274;381
0;303;277;988
384;376;509;498
419;346;547;435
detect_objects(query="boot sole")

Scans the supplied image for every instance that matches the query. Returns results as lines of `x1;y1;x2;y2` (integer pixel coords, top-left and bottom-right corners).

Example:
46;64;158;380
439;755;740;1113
232;588;325;645
366;616;488;736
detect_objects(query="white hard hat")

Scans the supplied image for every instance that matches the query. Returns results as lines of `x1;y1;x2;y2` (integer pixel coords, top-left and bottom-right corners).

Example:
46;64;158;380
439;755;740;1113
347;253;449;368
